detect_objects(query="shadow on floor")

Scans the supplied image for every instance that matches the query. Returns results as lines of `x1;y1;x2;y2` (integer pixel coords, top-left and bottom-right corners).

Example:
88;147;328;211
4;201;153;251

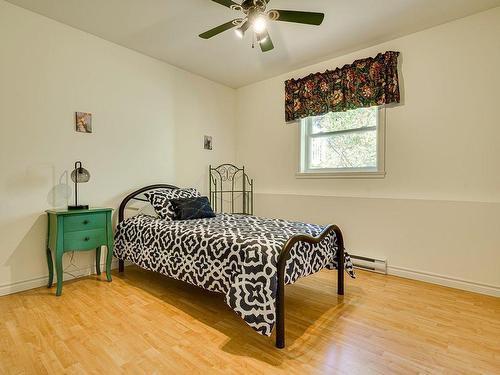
114;265;357;366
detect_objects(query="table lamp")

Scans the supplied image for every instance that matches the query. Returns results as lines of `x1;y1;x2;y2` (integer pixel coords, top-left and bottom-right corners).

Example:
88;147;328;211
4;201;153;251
68;161;90;210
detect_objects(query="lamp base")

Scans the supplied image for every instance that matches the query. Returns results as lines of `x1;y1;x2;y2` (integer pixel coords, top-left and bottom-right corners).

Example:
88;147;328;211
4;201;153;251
68;204;89;210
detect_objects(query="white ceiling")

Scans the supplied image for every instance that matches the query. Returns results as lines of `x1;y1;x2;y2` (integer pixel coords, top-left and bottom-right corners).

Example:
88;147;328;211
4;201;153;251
7;0;500;88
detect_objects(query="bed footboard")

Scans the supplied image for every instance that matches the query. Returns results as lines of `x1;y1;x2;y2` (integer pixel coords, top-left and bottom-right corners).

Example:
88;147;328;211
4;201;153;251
275;224;344;349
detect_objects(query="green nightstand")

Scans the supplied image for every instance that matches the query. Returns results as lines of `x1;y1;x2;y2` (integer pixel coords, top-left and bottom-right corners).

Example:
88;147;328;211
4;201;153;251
46;208;114;296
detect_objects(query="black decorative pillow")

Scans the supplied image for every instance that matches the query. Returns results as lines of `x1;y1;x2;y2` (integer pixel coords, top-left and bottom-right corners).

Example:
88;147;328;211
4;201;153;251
170;196;216;220
145;188;201;220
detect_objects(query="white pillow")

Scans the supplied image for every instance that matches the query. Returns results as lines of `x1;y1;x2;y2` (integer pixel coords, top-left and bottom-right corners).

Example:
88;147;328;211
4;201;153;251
136;203;159;218
145;188;201;220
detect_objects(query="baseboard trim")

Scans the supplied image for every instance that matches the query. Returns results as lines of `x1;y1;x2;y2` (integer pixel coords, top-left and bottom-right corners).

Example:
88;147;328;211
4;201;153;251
387;265;500;297
2;261;498;298
0;260;119;297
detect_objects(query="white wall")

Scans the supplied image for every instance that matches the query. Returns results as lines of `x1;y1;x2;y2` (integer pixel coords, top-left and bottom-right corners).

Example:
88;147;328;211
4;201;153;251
1;1;499;297
0;1;236;294
236;7;500;295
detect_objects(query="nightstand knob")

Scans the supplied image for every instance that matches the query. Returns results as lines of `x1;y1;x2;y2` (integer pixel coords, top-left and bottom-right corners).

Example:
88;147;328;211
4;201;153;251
84;237;90;241
83;220;89;225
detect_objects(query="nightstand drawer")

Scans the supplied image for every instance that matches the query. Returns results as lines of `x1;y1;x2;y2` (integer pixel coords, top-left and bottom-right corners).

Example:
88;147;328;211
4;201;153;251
64;213;106;232
63;229;106;250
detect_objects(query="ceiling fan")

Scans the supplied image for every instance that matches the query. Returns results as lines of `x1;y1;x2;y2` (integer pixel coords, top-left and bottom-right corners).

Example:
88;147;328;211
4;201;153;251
199;0;325;52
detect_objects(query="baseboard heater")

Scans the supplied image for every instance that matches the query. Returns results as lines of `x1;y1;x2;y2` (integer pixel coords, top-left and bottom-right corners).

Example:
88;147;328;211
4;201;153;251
349;254;387;274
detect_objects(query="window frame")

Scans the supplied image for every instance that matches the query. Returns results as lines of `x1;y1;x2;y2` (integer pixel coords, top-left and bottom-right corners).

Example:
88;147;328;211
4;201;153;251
297;106;386;179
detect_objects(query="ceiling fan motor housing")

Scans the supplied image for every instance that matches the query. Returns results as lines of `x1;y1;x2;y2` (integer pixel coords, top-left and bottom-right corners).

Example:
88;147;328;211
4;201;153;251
238;0;267;14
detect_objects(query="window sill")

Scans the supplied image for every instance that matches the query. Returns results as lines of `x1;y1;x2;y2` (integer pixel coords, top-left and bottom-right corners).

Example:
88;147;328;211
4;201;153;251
295;171;386;179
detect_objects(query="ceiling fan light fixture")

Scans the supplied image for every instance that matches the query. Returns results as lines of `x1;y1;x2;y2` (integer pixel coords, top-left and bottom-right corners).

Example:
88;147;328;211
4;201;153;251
235;19;250;39
235;28;244;38
252;15;267;34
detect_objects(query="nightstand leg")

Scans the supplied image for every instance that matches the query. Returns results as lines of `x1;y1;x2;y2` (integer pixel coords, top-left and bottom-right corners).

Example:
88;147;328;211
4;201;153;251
46;248;54;288
105;211;114;282
105;239;114;282
55;251;63;296
105;244;113;282
95;247;101;275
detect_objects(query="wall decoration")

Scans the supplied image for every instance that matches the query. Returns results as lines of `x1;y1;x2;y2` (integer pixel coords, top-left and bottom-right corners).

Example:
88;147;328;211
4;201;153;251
75;112;92;133
204;135;213;150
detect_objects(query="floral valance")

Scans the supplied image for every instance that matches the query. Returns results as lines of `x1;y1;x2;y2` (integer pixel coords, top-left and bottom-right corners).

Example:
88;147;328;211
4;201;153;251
285;51;400;122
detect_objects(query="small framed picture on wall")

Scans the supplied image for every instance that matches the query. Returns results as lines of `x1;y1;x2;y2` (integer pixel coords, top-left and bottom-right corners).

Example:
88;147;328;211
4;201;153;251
204;135;213;150
75;112;92;133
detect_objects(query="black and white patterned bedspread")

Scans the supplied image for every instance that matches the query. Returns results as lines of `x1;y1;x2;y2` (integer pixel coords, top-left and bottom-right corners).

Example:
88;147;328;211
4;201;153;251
114;214;355;336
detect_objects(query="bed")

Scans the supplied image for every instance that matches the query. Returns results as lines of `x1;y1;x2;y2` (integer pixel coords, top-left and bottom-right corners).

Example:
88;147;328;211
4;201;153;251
115;184;355;348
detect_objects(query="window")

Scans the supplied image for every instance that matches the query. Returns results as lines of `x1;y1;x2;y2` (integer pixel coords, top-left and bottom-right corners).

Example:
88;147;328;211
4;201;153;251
298;106;385;178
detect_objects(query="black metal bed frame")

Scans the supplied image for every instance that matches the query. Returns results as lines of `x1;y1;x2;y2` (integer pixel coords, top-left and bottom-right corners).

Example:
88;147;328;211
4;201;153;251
209;164;254;215
117;184;345;349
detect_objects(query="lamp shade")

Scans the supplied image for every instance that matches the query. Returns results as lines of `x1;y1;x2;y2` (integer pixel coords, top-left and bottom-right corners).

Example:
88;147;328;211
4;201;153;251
71;166;90;183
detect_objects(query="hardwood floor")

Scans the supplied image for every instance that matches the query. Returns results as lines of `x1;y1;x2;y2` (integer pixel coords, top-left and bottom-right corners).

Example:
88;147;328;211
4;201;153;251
0;267;498;375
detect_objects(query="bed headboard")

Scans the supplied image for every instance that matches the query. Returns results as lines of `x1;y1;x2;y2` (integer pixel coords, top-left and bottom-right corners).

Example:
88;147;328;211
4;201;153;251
209;164;253;215
118;184;178;223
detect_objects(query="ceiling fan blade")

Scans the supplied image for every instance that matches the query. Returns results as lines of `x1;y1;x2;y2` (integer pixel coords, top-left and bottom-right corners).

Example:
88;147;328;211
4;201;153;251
199;20;239;39
211;0;239;8
258;31;274;52
269;10;325;26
